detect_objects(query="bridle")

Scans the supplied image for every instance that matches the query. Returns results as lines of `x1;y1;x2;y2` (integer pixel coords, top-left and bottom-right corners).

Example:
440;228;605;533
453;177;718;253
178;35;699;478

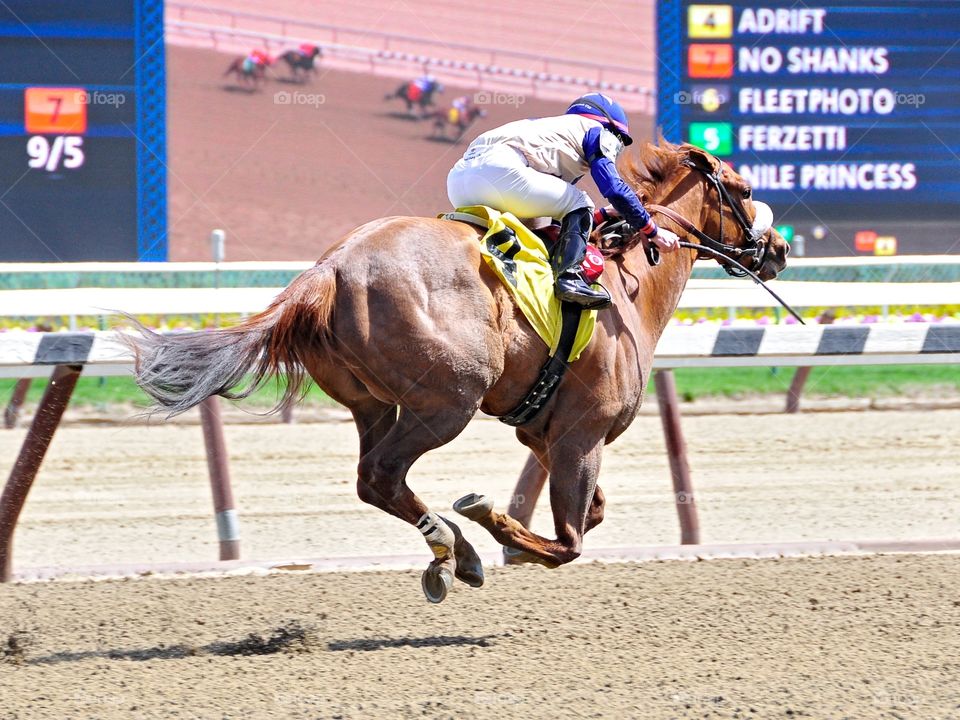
638;158;805;324
647;159;768;278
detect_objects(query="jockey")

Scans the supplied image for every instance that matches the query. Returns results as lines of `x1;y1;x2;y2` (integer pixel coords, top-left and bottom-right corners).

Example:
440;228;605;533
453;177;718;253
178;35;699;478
447;92;679;309
412;73;443;95
246;49;270;69
448;95;470;124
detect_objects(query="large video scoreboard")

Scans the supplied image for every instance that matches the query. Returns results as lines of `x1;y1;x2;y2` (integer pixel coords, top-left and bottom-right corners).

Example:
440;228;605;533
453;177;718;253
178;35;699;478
657;1;960;255
0;1;166;262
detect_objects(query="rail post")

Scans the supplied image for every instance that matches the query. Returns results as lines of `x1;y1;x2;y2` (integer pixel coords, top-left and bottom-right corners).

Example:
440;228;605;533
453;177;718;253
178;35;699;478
786;310;835;413
198;396;241;560
280;396;296;424
507;451;548;528
3;378;32;429
0;365;82;582
654;369;700;545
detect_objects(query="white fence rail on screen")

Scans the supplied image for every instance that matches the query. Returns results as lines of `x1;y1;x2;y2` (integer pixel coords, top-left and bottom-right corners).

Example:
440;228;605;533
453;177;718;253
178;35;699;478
163;12;656;112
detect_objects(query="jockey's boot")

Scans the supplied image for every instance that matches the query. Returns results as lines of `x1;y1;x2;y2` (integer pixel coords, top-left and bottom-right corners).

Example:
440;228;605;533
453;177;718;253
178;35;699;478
553;207;612;310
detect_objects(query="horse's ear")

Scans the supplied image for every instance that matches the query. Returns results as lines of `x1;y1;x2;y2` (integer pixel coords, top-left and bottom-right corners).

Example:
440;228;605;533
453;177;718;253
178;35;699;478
683;145;717;173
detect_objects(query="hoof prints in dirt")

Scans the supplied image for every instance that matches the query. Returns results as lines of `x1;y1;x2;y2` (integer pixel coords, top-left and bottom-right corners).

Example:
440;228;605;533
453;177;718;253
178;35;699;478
26;621;318;665
2;631;31;666
328;634;497;652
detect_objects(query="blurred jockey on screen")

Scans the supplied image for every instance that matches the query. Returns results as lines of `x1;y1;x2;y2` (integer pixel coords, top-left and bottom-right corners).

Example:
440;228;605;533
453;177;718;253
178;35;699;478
411;74;442;98
448;93;679;310
242;49;270;73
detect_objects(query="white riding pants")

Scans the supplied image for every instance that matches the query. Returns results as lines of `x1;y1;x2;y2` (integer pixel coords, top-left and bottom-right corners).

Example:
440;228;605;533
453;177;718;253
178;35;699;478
447;144;593;221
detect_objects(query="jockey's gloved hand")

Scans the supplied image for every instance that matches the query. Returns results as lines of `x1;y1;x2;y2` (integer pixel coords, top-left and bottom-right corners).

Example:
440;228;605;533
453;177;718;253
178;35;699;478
645;223;680;253
621;220;680;254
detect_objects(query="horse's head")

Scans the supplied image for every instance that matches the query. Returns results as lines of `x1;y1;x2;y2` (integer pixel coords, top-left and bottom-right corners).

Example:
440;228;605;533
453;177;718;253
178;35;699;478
624;141;789;280
677;144;788;280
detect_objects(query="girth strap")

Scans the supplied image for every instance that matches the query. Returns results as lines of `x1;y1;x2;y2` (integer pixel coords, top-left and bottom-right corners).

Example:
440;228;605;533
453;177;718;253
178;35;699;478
499;302;583;427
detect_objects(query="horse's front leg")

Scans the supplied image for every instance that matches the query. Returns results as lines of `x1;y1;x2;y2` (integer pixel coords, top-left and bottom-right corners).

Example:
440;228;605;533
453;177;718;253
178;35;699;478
456;438;603;568
506;450;605;532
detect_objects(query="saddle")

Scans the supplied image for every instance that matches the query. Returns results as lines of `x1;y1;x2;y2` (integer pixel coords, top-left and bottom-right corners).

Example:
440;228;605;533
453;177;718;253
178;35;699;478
441;206;602;425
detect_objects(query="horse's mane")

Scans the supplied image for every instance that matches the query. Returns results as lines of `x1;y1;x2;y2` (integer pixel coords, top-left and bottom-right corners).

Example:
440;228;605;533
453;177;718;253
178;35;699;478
619;137;680;203
600;137;695;258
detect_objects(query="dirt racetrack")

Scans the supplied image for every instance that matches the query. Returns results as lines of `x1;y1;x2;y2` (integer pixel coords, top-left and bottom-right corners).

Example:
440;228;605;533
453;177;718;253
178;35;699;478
3;407;960;571
1;407;959;718
2;554;959;719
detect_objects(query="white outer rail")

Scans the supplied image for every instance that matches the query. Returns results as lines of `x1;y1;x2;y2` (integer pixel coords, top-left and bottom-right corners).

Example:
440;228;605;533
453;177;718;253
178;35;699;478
1;324;957;379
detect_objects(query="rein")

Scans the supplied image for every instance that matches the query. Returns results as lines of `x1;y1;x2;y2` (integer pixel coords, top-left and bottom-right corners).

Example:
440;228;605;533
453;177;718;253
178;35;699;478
639;161;805;324
675;240;805;324
648;162;767;277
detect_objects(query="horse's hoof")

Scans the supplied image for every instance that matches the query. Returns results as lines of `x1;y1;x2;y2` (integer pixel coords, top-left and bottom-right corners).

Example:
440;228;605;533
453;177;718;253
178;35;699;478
443;517;484;588
502;546;559;568
455;561;484;588
453;493;494;521
502;546;530;565
454;542;484;588
421;565;454;604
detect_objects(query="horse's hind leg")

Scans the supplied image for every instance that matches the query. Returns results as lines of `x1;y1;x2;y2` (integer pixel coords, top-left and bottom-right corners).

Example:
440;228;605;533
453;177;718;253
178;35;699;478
351;399;398;462
352;398;482;564
357;404;483;602
456;438;602;568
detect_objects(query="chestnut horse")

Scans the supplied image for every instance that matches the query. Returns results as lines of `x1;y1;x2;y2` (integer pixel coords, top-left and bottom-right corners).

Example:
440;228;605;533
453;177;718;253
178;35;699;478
124;141;788;603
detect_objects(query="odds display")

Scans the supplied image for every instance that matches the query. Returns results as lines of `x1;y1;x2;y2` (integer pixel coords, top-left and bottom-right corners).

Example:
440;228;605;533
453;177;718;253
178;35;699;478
0;1;166;262
657;2;960;226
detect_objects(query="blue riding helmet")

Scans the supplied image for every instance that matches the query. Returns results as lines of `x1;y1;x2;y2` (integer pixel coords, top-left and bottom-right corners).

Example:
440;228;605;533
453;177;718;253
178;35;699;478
565;93;633;146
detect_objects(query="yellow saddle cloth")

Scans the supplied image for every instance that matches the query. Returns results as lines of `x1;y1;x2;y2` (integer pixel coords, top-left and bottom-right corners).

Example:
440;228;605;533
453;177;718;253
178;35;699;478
441;205;597;362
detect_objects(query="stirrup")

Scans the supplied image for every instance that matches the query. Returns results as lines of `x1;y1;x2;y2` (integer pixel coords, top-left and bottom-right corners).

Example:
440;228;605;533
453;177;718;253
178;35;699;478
555;274;612;310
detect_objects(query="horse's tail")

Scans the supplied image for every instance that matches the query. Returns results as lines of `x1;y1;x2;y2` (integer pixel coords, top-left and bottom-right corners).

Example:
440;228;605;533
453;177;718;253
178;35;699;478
123;265;336;418
224;58;239;77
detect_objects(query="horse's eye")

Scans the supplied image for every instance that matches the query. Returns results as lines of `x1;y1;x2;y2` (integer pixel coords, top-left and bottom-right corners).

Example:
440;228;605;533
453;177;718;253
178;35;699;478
742;187;752;200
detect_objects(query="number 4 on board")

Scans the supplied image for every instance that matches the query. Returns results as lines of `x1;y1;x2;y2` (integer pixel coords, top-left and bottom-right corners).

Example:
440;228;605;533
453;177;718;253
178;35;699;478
688;5;733;39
